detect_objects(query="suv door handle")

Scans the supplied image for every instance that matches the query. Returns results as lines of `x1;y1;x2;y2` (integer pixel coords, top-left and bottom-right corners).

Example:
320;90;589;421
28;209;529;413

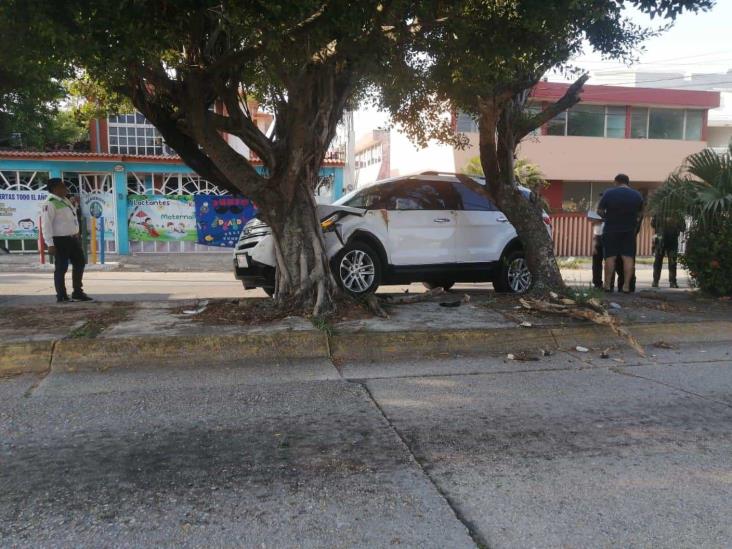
433;218;451;223
496;216;509;223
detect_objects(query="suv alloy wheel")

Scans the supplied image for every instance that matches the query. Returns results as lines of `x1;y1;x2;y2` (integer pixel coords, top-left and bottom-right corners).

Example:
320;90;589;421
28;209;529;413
494;250;532;293
334;241;382;295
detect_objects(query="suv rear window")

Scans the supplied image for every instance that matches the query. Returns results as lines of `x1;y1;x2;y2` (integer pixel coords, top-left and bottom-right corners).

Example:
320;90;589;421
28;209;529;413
451;180;498;211
389;179;459;210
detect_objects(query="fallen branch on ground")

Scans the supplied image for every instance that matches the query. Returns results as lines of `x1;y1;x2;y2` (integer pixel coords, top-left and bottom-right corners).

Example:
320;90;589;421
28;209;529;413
381;287;445;305
519;296;646;357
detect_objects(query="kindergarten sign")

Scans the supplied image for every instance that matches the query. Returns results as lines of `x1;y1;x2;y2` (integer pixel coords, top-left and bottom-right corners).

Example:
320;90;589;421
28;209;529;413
195;195;256;248
0;190;47;240
81;192;116;241
127;195;197;242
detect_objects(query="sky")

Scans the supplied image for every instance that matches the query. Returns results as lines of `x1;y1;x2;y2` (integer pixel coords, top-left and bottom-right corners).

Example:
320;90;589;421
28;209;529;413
354;0;732;138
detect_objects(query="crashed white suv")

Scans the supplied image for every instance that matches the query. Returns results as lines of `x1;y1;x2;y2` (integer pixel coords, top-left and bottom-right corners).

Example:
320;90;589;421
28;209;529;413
233;172;551;295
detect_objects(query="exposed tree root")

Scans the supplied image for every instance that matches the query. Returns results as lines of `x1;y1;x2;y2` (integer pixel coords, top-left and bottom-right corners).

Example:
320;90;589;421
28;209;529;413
381;287;445;305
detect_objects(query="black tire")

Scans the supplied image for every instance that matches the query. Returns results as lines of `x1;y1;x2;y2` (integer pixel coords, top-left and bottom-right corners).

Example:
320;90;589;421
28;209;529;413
494;250;532;294
333;241;382;295
423;281;455;291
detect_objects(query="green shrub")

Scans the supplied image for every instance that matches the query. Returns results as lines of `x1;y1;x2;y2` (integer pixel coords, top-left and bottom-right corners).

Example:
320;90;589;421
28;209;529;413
681;218;732;296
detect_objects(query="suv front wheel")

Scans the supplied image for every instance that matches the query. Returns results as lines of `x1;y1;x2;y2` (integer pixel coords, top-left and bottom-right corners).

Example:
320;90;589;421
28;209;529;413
333;241;382;295
494;250;532;293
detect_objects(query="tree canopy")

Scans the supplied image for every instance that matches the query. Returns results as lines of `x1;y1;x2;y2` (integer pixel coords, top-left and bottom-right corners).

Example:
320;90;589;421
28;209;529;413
378;0;714;292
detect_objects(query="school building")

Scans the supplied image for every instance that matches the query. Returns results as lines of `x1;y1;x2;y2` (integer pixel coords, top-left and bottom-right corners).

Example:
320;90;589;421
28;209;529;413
0;110;345;255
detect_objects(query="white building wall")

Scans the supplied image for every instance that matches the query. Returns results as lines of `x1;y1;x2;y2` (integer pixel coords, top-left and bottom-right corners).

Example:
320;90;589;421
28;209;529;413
386;131;459;177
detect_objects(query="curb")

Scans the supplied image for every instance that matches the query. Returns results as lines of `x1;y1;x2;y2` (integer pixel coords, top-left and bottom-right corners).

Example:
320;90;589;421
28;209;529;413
51;331;328;373
1;320;731;376
0;341;54;376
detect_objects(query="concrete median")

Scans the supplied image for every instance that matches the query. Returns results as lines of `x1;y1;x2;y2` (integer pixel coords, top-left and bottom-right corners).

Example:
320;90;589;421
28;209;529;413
1;320;730;376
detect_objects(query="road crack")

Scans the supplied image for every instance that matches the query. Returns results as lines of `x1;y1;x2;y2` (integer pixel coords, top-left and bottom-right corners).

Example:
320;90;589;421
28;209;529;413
355;379;490;549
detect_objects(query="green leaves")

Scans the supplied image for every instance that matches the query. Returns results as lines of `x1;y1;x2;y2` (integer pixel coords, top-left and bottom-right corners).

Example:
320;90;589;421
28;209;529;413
650;145;732;229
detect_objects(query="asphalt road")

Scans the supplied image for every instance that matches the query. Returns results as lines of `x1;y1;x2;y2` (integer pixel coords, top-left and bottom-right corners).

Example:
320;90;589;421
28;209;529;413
2;342;730;548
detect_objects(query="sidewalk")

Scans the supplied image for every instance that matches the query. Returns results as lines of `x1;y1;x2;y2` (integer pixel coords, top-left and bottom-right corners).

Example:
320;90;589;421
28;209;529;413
1;286;729;376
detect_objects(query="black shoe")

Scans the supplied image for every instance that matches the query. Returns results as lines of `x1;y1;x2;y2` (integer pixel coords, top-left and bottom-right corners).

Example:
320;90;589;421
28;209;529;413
56;295;70;303
652;282;659;288
670;282;679;288
71;292;93;302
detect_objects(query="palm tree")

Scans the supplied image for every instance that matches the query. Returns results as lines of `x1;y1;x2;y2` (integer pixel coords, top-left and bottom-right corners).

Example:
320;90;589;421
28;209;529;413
464;156;549;194
649;145;732;226
649;145;732;295
463;157;550;212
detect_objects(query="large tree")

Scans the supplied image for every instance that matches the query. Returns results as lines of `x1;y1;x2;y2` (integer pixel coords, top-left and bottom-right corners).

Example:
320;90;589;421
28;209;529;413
0;1;75;148
10;0;414;314
382;0;713;293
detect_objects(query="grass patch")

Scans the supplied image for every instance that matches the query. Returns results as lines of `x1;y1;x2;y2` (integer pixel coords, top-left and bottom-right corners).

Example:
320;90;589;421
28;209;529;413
66;305;134;339
557;257;587;269
311;316;334;336
565;285;605;306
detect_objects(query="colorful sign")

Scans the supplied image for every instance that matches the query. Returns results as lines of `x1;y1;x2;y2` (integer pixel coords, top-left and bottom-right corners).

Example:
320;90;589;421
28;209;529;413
81;192;116;241
127;195;197;242
0;190;47;240
194;195;257;248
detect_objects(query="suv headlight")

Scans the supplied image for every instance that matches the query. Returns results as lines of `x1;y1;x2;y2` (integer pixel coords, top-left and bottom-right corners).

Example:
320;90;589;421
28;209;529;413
320;213;341;232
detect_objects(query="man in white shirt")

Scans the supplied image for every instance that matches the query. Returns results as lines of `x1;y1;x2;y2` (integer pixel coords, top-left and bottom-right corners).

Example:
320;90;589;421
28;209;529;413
41;178;92;302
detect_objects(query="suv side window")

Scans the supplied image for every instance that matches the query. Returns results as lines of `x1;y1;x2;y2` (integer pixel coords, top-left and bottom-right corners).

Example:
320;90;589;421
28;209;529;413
345;183;392;210
390;179;460;210
451;181;498;211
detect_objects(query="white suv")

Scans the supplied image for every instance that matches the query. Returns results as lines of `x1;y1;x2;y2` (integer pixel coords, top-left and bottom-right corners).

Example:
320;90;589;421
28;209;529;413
234;172;551;295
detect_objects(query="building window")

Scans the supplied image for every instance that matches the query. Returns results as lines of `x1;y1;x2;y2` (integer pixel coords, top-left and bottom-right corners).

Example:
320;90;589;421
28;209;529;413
685;110;704;141
567;104;605;137
456;111;479;133
605;107;626;138
631;108;703;141
561;181;615;212
108;112;174;156
649;108;684;140
630;108;648;139
546;111;567;136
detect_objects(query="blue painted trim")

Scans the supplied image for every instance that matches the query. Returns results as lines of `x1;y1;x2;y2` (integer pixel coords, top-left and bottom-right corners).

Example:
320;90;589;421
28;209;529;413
332;167;344;200
113;170;130;254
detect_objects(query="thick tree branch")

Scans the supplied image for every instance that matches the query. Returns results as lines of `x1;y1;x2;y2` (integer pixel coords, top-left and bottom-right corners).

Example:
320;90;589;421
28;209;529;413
515;73;589;141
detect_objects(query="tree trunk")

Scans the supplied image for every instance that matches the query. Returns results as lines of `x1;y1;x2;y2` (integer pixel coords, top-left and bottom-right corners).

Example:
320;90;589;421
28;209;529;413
479;98;566;294
265;176;338;316
495;186;564;293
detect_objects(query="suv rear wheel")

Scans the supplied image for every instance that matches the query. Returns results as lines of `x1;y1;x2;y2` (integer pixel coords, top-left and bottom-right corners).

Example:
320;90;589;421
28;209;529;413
494;250;532;293
334;241;382;295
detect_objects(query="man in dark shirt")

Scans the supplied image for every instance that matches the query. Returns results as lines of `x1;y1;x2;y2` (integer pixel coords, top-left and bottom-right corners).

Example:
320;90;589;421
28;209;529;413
598;174;644;293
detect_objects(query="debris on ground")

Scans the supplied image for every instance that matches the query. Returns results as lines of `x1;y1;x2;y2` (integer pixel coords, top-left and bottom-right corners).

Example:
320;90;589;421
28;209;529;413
506;351;540;361
540;348;553;357
653;340;677;349
382;287;444;305
462;294;471;304
600;348;610;359
609;302;622;310
519;321;533;328
182;300;209;315
519;295;646;357
575;345;589;353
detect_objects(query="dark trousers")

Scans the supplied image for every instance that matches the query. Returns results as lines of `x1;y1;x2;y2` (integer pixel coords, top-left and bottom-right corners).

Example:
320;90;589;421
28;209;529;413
53;236;85;298
592;235;603;288
653;236;678;285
